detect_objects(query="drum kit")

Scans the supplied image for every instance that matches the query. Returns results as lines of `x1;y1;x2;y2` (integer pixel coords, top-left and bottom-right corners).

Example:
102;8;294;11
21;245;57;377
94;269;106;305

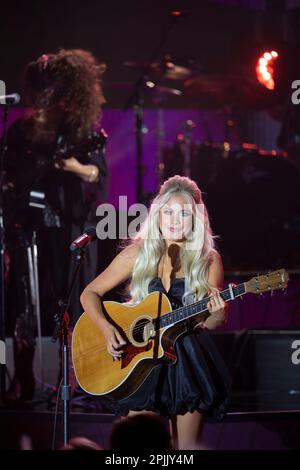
105;56;280;185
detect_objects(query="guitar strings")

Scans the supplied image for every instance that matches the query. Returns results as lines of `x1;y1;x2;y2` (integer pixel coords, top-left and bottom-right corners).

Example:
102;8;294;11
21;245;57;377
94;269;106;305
73;292;225;359
73;274;284;360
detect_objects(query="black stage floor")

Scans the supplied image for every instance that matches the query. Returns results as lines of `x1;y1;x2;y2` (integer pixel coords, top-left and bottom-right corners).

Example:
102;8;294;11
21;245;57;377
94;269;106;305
1;395;300;450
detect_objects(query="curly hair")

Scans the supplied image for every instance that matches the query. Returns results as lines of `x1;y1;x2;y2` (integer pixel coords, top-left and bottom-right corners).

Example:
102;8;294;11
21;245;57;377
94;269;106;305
23;48;106;142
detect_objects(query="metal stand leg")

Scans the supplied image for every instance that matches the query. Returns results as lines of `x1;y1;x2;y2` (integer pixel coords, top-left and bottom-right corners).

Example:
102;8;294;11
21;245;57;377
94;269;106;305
182;120;196;178
27;231;44;390
156;107;165;187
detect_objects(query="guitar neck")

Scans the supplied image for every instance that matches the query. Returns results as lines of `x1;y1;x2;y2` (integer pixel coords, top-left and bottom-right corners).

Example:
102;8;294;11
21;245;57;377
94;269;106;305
155;282;246;330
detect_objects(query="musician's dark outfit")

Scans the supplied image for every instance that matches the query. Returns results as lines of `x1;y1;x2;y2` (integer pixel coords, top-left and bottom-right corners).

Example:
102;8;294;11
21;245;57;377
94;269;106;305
105;277;230;419
3;118;108;400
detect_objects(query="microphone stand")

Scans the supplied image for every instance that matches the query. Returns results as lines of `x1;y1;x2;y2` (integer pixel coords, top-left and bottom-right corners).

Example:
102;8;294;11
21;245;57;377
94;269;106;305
0;103;10;404
52;247;86;447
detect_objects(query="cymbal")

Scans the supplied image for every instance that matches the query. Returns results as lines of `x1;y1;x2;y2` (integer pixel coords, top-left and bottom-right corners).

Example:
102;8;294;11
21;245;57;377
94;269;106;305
163;62;193;80
105;81;182;101
123;60;193;80
184;73;277;109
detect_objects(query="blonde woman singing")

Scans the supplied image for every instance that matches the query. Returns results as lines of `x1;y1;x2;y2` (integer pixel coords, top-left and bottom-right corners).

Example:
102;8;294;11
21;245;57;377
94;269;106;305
80;175;230;450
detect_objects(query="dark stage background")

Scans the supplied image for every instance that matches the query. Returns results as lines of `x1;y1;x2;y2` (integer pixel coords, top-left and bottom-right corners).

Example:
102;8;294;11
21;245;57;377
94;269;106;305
0;1;284;96
2;0;300;320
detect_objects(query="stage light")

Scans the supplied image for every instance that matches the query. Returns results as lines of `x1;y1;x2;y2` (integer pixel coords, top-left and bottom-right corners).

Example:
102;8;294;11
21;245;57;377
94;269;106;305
262;71;271;80
259;58;268;66
264;52;272;61
256;50;279;90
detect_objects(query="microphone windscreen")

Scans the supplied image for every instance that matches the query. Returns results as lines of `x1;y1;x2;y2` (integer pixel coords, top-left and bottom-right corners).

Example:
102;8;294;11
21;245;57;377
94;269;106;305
85;226;97;240
12;93;21;104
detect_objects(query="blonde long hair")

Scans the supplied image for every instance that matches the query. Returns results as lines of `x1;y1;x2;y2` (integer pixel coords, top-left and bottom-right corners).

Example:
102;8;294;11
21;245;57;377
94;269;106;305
127;175;219;304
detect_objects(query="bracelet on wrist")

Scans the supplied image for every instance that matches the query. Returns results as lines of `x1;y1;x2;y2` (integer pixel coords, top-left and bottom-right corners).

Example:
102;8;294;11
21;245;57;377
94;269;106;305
88;166;97;182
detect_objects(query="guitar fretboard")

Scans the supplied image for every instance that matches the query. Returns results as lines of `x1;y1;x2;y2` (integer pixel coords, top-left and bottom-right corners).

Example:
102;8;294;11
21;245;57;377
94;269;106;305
154;282;245;330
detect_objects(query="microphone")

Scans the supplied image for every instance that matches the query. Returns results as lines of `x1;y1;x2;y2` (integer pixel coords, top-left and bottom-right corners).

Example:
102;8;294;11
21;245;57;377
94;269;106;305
70;226;97;251
0;93;21;105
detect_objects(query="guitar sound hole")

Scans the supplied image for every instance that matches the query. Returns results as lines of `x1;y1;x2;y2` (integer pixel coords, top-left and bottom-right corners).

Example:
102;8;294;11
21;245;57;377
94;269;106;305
132;318;150;344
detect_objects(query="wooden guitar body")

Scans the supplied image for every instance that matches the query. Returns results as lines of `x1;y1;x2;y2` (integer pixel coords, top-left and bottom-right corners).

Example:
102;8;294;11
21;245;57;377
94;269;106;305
72;291;186;400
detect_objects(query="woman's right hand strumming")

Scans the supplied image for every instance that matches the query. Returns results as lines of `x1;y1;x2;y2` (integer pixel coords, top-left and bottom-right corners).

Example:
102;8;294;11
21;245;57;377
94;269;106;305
80;244;139;359
100;320;127;359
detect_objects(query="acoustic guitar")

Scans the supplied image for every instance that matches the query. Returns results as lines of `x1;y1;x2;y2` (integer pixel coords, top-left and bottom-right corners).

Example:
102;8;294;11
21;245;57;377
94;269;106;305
72;269;289;401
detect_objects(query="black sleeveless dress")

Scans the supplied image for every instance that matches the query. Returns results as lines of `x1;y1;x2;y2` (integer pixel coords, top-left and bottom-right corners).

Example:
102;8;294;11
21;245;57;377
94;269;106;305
105;277;231;420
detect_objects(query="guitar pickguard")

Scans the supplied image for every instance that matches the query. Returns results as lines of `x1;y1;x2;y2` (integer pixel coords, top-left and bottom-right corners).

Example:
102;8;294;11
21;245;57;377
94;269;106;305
121;341;153;369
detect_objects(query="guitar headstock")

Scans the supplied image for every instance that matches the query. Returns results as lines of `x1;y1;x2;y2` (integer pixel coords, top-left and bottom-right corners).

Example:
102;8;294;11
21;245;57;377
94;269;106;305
245;269;289;294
